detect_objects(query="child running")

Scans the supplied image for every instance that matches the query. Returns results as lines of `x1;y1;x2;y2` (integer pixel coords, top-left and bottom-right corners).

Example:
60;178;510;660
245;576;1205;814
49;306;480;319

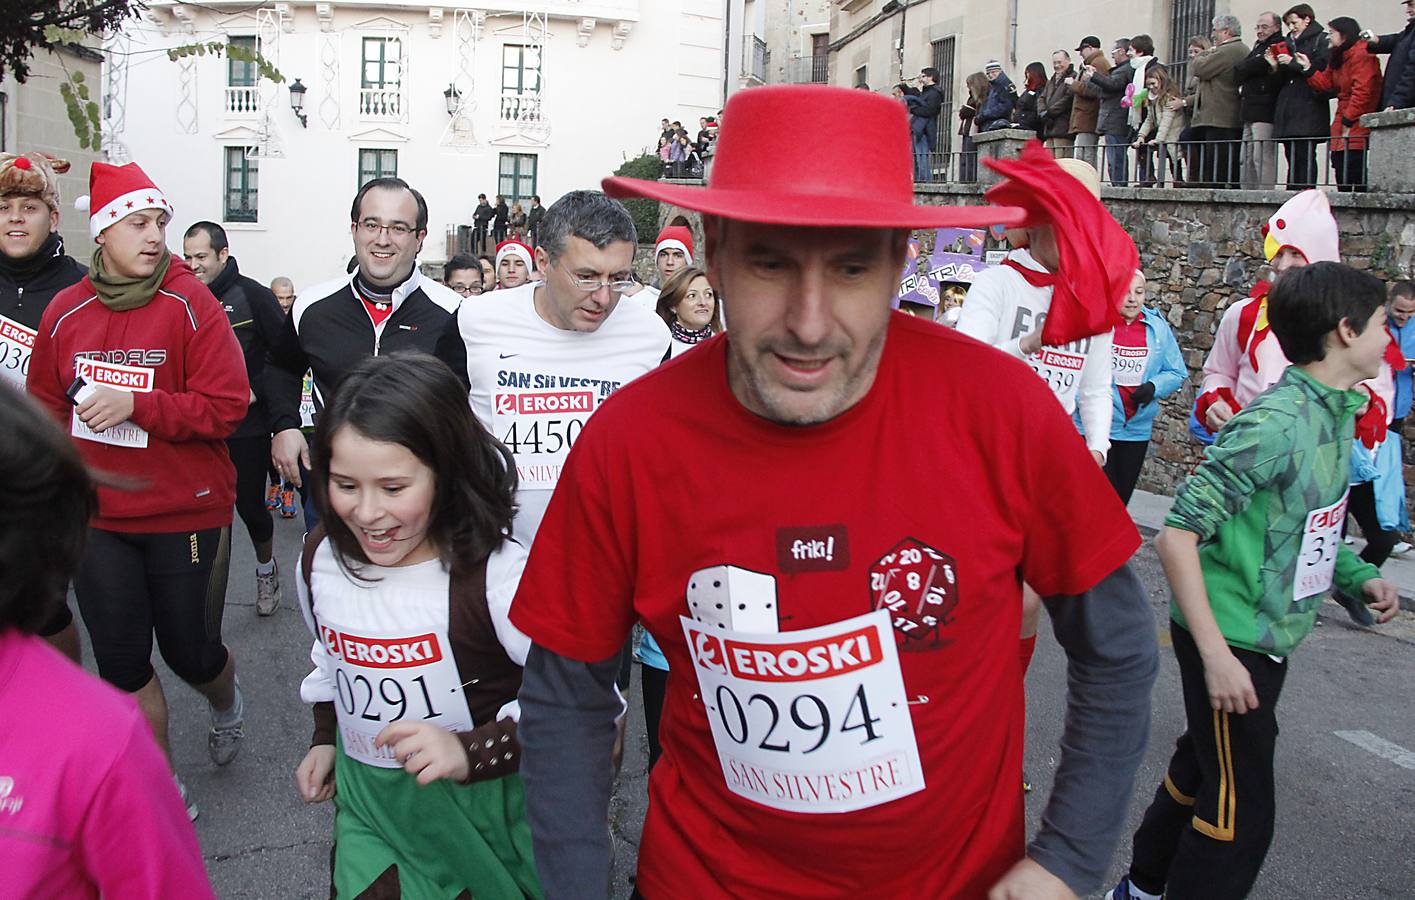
1111;262;1401;900
293;352;541;898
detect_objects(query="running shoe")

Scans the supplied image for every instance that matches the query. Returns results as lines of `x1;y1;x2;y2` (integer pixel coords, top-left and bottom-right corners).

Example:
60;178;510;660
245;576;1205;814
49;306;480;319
1108;876;1161;900
208;678;246;766
255;559;281;616
1392;541;1412;556
265;483;280;510
175;774;199;821
279;485;298;519
1331;589;1376;627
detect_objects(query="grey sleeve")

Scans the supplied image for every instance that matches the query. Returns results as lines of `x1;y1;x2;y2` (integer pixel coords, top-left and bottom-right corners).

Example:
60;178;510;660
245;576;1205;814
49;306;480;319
518;643;624;900
1028;562;1159;895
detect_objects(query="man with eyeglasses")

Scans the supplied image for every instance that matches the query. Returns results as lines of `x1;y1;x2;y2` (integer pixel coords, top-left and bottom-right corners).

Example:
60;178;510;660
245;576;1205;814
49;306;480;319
266;176;461;529
444;253;484;297
438;190;669;546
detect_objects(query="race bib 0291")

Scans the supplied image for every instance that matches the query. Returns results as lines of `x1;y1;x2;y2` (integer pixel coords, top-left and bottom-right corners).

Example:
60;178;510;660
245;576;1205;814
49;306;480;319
681;609;924;815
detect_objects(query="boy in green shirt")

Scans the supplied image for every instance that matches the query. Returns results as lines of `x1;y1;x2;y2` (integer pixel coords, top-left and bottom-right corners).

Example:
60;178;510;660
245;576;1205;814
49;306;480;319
1112;262;1402;900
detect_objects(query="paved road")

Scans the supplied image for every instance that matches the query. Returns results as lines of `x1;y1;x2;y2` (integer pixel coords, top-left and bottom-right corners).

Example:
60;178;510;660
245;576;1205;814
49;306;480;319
78;514;1415;898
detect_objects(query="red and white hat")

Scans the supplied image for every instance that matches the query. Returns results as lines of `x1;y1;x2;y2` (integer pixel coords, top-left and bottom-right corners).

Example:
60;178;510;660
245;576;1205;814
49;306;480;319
655;226;694;264
77;161;173;238
495;239;534;272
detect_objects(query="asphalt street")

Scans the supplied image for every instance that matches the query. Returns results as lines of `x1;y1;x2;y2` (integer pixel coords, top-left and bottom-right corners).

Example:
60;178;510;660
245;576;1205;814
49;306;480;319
71;513;1415;899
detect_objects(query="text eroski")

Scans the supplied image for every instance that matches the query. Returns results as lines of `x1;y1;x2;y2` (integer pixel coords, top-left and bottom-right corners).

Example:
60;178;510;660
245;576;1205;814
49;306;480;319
496;369;623;398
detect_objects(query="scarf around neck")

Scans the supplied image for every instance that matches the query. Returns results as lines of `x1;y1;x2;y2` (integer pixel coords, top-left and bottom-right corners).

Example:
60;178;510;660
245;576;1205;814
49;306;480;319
0;233;64;285
670;319;713;345
90;245;171;312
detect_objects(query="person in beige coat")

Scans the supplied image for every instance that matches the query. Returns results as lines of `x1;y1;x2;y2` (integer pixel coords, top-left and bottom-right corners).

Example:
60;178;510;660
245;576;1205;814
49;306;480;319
1188;14;1250;185
1134;64;1187;184
1070;35;1106;166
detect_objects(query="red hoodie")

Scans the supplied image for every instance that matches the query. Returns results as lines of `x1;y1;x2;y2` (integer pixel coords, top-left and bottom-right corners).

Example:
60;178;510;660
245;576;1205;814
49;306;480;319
27;255;247;532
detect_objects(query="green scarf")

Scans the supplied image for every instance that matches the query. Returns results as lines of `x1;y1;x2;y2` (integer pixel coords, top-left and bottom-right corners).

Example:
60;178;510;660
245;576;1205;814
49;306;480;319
90;246;172;312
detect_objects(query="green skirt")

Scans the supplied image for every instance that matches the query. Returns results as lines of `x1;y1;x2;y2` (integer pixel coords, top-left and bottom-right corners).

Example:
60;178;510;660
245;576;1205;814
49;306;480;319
331;736;542;899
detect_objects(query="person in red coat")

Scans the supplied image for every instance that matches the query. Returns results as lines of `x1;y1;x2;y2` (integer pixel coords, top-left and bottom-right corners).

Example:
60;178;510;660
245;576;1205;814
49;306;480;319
25;161;249;821
1297;15;1384;190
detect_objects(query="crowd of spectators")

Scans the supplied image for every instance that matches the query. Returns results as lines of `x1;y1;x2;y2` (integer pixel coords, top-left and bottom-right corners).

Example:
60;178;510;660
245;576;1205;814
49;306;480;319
655;115;718;179
899;2;1414;191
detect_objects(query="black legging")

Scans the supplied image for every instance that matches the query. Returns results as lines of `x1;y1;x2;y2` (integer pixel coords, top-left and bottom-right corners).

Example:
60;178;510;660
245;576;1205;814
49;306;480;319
1346;480;1398;568
227;435;274;547
1104;439;1150;508
641;664;668;770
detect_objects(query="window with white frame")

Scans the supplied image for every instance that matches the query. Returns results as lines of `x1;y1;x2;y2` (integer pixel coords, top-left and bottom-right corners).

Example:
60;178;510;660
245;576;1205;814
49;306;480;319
360;37;402;118
500;45;542;123
498;153;537;207
225;35;259;113
224;147;258;223
358;148;398;187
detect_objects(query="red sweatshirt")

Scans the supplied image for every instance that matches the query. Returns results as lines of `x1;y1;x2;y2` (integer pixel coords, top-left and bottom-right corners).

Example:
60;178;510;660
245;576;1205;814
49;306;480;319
27;256;248;532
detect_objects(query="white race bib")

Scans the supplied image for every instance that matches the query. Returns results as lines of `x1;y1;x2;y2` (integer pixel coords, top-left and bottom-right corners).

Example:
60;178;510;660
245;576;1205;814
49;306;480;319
681;609;925;815
0;315;36;388
1111;344;1150;388
299;371;316;428
1029;347;1085;408
70;358;152;449
320;618;474;768
1295;492;1347;603
492;387;596;490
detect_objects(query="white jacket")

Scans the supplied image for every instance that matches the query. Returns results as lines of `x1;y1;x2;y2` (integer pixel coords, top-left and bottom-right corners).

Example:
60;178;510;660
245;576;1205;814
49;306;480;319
956;249;1114;459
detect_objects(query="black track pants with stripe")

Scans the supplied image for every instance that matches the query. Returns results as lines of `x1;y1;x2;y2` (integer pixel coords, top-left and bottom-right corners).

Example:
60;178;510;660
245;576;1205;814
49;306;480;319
1126;621;1289;899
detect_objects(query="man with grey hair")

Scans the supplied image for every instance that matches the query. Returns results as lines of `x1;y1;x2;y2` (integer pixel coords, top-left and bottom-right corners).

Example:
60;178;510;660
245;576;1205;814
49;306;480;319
1188;14;1248;186
438;189;670;545
1235;11;1285;187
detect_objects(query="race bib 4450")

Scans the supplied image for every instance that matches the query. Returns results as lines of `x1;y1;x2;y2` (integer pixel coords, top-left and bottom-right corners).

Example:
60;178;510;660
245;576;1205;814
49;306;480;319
681;609;924;814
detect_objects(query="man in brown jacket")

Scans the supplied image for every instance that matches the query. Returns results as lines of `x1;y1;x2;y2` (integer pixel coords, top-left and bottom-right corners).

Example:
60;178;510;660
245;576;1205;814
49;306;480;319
1189;14;1249;186
1070;36;1106;167
1042;50;1078;156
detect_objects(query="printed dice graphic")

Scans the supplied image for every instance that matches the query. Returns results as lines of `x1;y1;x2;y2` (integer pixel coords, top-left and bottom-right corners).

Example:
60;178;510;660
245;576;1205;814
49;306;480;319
869;538;959;651
686;565;780;634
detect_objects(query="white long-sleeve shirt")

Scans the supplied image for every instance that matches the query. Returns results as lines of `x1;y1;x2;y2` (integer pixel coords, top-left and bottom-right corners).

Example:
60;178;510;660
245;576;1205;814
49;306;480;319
956;249;1114;459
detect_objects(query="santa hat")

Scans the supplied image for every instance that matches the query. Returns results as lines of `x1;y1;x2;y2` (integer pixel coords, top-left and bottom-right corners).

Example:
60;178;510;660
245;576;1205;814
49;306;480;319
655;226;694;264
984;141;1137;346
76;161;173;239
0;152;71;211
495;239;534;271
1262;189;1339;265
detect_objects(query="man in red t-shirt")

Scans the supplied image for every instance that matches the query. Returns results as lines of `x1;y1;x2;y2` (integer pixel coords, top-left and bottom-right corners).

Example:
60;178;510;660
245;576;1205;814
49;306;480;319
510;86;1158;900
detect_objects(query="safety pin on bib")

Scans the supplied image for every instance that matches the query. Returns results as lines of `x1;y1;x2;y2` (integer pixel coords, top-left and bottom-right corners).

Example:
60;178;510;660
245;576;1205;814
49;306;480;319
908;695;930;706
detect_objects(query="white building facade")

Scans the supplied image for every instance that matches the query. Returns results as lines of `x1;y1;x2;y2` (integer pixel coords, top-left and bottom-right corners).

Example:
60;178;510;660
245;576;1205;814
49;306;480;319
110;1;731;290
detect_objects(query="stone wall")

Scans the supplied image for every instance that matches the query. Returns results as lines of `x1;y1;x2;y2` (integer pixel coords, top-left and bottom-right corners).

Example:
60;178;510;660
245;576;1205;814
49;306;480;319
657;182;1415;497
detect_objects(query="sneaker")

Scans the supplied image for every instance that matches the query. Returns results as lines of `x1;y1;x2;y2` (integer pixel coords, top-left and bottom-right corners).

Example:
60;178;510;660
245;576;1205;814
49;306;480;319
255;560;281;616
1332;589;1376;627
279;485;298;519
175;774;199;821
208;678;246;766
1391;541;1412;556
1108;876;1161;900
265;483;280;510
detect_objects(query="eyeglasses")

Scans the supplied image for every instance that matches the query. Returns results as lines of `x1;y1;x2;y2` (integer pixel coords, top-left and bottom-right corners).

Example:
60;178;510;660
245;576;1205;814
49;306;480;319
567;275;636;294
450;284;483;296
357;219;418;238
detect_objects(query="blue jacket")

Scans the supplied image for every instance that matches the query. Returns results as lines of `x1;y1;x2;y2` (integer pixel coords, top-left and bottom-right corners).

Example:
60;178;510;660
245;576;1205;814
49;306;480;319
1390;317;1415;420
1079;307;1188;442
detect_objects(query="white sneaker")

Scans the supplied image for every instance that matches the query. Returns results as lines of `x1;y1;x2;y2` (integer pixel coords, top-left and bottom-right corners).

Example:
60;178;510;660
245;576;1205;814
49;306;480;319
1392;541;1412;556
255;560;281;616
175;774;199;821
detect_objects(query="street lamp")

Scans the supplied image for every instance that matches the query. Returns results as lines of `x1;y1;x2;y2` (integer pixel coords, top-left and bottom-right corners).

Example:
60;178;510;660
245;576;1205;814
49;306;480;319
288;78;307;128
444;83;461;116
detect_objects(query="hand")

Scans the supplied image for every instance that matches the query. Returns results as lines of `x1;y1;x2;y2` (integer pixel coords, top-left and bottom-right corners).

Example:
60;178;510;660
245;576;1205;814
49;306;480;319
1200;645;1259;713
1276;53;1293;66
988;857;1077;900
1090;450;1105;466
1294;51;1311;70
376;720;470;785
1131;141;1143;149
1064;76;1075;85
1360;29;1376;42
248;389;257;406
1205;399;1235;431
272;428;310;488
76;386;135;433
1266;54;1280;70
1019;330;1044;356
1131;381;1157;406
1362;578;1402;624
294;744;336;803
1166;98;1184;112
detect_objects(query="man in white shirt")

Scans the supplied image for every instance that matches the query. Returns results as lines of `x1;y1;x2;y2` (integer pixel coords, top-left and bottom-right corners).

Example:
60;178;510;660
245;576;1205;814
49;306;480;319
438;190;670;545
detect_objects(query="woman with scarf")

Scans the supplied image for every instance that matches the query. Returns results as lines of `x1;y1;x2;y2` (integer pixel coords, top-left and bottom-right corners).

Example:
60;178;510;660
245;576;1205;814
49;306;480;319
1271;4;1332;189
1296;16;1383;190
654;264;721;360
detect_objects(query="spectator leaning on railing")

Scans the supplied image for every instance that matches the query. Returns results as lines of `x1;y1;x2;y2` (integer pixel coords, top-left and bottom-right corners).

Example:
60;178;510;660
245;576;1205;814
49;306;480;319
1013;62;1048;135
957;71;990;182
1234;11;1286;189
1188;16;1248;187
1363;0;1415;111
1271;4;1332;190
1081;37;1138;186
1042;51;1078;156
1134;65;1186;184
978;60;1019;131
1071;36;1105;167
1298;15;1383;190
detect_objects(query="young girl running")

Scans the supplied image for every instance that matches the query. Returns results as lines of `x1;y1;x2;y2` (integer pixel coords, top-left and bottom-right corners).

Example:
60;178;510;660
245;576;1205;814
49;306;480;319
292;352;541;898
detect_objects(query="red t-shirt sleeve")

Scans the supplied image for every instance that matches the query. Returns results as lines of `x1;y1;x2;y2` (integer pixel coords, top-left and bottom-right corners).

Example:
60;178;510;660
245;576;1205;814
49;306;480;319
1018;378;1141;596
509;411;638;662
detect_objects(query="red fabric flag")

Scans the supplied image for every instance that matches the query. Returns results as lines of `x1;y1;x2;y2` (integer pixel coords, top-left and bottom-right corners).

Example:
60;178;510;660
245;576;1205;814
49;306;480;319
984;141;1138;346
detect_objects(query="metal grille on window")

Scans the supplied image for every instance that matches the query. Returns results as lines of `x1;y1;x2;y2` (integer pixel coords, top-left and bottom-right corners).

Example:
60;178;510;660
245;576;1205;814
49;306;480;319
224;147;258;223
1167;0;1216;83
931;37;956;159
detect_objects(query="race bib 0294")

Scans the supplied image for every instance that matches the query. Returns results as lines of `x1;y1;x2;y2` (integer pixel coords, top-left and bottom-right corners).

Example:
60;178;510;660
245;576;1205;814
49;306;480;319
681;609;924;815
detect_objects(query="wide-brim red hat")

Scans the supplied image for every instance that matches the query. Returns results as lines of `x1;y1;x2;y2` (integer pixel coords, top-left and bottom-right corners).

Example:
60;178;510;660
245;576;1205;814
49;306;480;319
604;85;1024;230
